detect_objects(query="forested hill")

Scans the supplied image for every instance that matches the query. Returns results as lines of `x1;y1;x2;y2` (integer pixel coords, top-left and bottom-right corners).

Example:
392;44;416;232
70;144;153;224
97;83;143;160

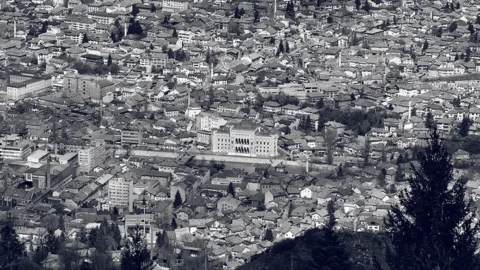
237;228;390;270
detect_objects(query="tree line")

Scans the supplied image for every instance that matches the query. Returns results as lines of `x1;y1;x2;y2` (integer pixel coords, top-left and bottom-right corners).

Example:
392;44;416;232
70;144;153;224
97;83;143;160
241;128;480;270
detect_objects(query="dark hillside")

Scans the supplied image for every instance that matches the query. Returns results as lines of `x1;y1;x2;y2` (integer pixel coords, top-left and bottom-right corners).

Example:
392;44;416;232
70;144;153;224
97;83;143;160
237;229;390;270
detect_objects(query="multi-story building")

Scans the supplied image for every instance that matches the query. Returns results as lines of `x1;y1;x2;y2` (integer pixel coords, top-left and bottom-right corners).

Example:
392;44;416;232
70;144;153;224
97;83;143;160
108;176;133;211
65;15;96;31
78;143;106;173
0;141;32;160
162;0;188;12
26;164;74;190
195;112;227;131
7;76;52;101
63;71;114;101
87;12;118;24
211;120;279;157
121;129;143;145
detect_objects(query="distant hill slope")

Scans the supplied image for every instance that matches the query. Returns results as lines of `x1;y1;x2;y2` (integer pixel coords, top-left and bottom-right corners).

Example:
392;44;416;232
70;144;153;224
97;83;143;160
237;229;390;270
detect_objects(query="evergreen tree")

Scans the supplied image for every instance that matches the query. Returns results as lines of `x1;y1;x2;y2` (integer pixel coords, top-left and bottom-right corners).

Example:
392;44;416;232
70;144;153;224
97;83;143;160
285;40;290;53
411;107;417;116
173;191;182;208
90;252;114;270
386;128;480;270
0;225;24;269
378;168;387;187
448;21;457;32
234;7;241;18
58;215;65;231
110;32;117;43
208;87;214;105
363;0;370;13
253;8;260;22
455;53;459;61
425;111;436;129
459;117;472;137
264;228;274;241
395;166;404;182
150;3;156;13
468;22;475;34
326;200;336;230
364;137;371;166
337;164;344;178
131;4;140;16
299;115;312;133
276;40;284;56
40;21;48;33
172;28;178;38
156;231;168;248
465;47;472;62
285;1;295;19
327;14;333;24
111;223;122;249
82;33;88;43
355;0;361;9
422;40;428;52
167;49;174;59
121;225;153;270
171;218;177;229
107;54;112;66
45;229;61;254
456;2;460;9
227;182;235;197
325;128;337;165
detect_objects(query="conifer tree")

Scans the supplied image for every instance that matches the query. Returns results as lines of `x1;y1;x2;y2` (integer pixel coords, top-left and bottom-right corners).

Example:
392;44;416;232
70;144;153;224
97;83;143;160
386;128;480;270
264;228;274;241
107;54;112;66
227;182;235;197
425;111;436;129
0;225;25;269
173;191;182;208
121;225;153;270
459;117;472;137
82;33;89;43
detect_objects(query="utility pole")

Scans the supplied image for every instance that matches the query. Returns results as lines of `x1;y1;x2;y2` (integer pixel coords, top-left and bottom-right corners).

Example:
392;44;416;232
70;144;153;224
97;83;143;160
290;253;294;270
204;240;208;270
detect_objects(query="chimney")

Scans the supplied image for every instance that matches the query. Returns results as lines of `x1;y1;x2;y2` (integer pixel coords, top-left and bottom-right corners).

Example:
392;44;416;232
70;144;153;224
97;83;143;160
46;155;51;189
408;100;412;121
210;62;213;81
128;179;133;212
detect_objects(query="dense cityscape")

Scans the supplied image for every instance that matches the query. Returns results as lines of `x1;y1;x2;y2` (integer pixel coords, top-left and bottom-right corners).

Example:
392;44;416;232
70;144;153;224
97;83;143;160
0;0;479;269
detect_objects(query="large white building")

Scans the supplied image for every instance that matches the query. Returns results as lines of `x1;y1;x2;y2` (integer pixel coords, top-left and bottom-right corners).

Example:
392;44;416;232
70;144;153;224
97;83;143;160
162;0;188;12
0;141;31;160
7;76;52;101
78;143;106;173
108;176;133;212
212;120;279;157
196;112;227;131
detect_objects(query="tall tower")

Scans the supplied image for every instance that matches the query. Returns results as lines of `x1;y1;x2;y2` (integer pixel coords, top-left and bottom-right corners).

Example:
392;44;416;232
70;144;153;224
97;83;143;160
273;0;277;19
124;22;128;36
13;19;16;38
187;85;191;107
46;155;51;189
408;100;412;121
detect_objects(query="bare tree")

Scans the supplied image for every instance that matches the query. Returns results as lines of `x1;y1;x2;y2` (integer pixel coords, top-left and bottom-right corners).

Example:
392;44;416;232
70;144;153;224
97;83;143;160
324;128;337;165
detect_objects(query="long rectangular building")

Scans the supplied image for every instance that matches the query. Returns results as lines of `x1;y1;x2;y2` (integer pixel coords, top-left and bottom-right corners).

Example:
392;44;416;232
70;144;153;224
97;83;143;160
212;120;278;157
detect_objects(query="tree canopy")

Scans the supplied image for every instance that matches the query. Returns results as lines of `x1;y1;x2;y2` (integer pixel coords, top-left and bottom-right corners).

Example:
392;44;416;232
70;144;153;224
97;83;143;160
386;128;480;270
